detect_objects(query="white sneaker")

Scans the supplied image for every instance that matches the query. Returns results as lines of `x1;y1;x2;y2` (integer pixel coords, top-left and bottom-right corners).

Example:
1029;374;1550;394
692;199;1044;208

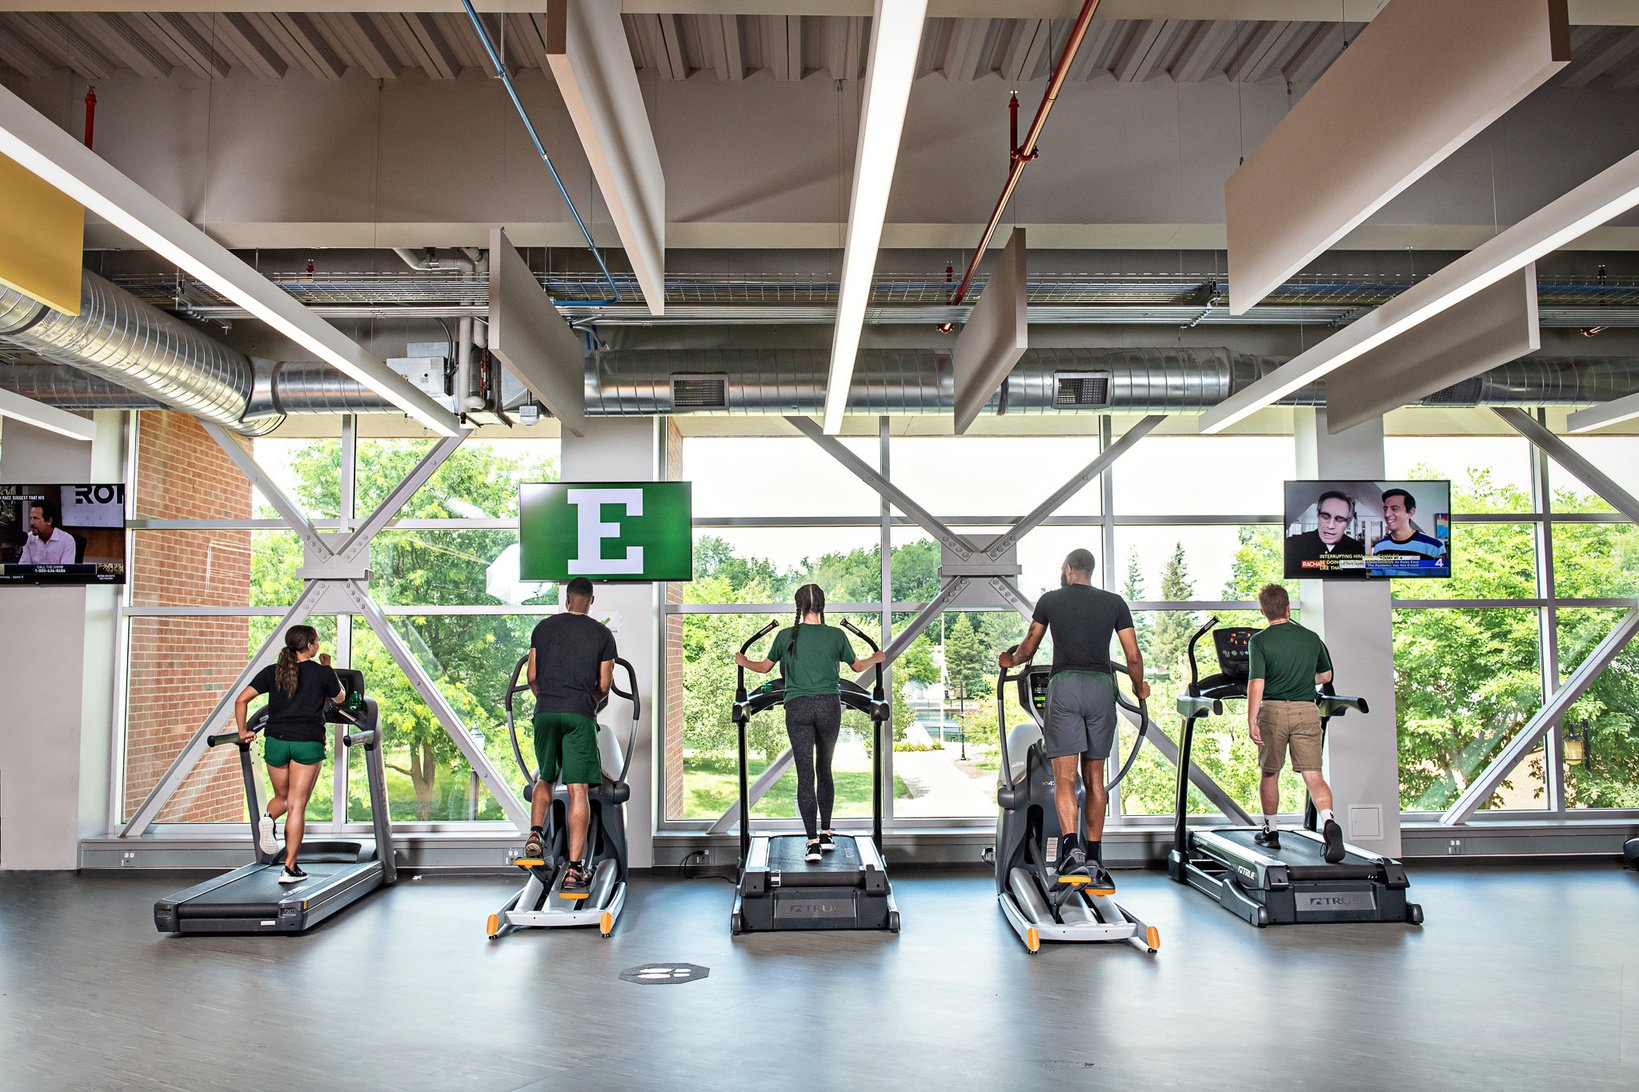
256;815;280;856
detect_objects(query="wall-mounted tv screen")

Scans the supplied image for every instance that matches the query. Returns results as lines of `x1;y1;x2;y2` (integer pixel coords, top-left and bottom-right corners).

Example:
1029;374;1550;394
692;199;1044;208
1283;480;1451;580
519;481;692;583
0;483;127;585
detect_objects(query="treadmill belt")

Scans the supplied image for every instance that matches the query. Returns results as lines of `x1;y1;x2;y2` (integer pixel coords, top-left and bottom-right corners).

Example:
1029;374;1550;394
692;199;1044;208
1211;828;1374;868
767;835;865;872
179;864;350;908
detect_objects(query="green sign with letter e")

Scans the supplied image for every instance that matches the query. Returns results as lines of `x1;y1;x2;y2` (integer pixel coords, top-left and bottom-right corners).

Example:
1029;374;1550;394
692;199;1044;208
519;482;693;582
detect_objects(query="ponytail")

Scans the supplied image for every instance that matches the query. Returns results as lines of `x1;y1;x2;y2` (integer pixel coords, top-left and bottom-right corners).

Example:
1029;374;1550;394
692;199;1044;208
789;584;826;656
275;625;318;697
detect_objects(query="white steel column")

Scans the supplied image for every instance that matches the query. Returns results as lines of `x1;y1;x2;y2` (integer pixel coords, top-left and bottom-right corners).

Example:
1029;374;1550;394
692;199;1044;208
1295;407;1402;856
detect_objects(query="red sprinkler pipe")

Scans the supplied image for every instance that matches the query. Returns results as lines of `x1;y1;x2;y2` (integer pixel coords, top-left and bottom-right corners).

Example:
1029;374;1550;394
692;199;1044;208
83;86;96;149
947;0;1102;312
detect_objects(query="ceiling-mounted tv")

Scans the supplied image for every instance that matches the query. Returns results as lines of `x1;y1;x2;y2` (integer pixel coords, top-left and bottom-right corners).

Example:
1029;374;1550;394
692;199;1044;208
0;483;127;586
1283;480;1451;580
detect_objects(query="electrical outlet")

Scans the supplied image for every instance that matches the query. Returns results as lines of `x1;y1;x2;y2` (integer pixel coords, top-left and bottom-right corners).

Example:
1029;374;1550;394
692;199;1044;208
1447;838;1464;855
504;848;521;863
121;851;135;867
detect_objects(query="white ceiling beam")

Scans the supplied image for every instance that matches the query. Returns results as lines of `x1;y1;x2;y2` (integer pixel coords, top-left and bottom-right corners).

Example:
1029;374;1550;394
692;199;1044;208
1568;391;1639;433
939;17;981;81
1227;0;1571;314
268;12;349;80
211;12;287;79
546;0;668;316
0;20;59;80
13;14;116;81
786;13;804;79
822;0;928;435
1562;25;1639;86
0;389;97;443
74;12;172;79
136;12;230;78
1168;19;1235;81
0;3;1633;25
1282;21;1343;85
0;82;461;435
1202;144;1639;434
405;12;461;78
326;12;399;80
1112;19;1170;83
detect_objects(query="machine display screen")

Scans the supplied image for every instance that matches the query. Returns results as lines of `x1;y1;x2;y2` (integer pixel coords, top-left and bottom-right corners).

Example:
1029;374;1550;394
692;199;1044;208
1214;628;1255;680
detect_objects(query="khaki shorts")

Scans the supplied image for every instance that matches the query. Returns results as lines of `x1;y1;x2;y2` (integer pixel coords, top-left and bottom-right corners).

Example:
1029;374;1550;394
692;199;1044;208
1257;700;1323;774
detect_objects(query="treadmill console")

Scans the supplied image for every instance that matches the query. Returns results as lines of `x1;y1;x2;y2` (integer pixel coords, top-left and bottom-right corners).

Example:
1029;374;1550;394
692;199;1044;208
1213;628;1256;682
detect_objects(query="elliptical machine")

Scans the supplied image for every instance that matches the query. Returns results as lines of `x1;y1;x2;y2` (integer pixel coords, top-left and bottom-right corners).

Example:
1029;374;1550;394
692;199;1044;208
993;648;1159;955
486;655;640;940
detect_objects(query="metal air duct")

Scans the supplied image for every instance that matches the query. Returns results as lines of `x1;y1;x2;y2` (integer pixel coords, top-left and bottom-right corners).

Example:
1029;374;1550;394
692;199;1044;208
0;270;281;435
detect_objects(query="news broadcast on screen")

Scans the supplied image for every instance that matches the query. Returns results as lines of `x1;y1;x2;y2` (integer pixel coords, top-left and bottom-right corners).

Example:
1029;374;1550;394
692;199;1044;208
0;483;127;586
1282;480;1451;580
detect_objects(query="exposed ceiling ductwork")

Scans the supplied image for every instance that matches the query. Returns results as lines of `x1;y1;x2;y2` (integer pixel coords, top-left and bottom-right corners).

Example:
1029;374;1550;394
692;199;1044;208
0;270;282;436
8;344;1639;423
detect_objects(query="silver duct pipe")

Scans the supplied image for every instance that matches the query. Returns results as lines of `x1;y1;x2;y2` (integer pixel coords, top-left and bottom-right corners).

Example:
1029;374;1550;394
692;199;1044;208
0;361;393;415
584;347;1639;415
0;270;282;435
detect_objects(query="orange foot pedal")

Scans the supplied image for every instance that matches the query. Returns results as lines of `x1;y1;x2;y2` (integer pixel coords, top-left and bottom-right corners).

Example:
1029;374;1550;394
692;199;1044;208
1057;874;1091;886
514;858;547;870
558;890;591;902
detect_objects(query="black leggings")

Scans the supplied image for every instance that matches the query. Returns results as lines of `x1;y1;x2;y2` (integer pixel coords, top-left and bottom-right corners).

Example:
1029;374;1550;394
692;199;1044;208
785;695;842;841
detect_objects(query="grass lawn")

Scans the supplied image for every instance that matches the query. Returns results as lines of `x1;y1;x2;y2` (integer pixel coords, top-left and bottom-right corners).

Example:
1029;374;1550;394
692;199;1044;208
683;752;911;820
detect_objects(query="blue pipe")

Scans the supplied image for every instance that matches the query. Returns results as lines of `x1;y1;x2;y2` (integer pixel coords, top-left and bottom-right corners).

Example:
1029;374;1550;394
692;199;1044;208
460;1;620;307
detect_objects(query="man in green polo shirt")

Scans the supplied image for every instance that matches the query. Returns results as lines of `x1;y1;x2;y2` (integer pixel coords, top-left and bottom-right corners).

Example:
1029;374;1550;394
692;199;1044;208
1246;583;1344;863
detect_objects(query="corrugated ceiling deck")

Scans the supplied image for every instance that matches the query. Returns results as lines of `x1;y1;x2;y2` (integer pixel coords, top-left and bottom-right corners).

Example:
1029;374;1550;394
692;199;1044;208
2;11;1638;88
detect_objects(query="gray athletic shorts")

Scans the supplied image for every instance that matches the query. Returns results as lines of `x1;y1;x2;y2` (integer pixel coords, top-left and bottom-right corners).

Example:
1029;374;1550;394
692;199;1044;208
1043;670;1117;760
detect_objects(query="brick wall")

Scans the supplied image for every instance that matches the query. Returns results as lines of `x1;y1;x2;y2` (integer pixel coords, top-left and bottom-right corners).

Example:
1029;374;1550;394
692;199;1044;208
663;419;686;819
124;412;255;823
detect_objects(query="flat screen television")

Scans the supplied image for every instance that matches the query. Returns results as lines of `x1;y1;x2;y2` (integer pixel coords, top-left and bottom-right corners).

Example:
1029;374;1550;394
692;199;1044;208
1282;480;1451;580
519;481;692;583
0;483;127;585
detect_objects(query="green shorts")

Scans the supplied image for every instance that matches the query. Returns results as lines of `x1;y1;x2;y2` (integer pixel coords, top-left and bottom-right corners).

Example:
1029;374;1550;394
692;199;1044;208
265;736;325;768
533;710;602;785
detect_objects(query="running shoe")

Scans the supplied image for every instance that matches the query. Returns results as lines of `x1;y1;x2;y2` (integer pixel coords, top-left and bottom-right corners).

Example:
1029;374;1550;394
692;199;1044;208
1054;843;1089;882
520;829;546;862
805;841;823;863
1322;818;1346;864
256;814;280;857
277;864;308;884
818;832;836;852
560;862;592;898
1085;861;1117;897
1254;828;1282;851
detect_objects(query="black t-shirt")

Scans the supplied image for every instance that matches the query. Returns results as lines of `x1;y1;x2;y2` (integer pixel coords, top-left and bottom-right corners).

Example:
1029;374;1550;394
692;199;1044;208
531;612;618;719
249;660;343;742
1031;584;1135;677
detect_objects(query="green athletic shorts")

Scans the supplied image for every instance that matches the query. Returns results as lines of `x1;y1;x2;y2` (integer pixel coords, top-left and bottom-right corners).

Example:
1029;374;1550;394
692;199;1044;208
265;736;325;767
533;711;602;785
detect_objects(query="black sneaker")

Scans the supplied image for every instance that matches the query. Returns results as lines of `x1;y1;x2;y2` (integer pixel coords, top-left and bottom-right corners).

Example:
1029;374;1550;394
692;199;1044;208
1054;844;1090;884
1254;827;1282;851
805;841;823;863
818;831;836;852
1322;818;1346;864
560;861;592;899
277;864;308;885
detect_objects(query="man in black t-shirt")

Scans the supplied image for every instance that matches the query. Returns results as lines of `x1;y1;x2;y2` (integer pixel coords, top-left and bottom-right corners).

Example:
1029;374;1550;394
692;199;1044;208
524;577;618;895
998;548;1148;895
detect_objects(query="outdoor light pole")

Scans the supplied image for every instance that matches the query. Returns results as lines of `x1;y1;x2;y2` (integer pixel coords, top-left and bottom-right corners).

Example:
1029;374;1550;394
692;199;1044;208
950;682;967;760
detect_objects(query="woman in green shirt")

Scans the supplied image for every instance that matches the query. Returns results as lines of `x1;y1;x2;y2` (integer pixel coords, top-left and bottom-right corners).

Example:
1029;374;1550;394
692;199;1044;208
736;584;884;862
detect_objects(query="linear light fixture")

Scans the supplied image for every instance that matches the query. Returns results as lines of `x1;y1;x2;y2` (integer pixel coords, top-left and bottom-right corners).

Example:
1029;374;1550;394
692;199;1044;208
822;0;929;435
1567;390;1639;433
1201;144;1639;435
0;84;462;437
0;388;97;442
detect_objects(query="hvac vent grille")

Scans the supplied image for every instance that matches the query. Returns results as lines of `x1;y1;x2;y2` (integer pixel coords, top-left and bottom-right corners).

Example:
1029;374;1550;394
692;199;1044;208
671;373;729;410
1421;377;1485;405
1054;371;1113;408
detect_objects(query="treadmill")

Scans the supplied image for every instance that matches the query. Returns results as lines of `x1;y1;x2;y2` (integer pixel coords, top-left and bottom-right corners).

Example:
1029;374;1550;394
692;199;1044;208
1167;619;1422;928
729;619;899;934
155;668;397;934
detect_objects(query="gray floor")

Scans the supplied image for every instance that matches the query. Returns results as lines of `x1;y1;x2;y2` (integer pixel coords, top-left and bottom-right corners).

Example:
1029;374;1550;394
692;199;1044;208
1;864;1635;1090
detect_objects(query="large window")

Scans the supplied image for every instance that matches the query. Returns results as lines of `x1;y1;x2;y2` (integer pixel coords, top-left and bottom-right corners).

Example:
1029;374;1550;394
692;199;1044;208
122;413;558;828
